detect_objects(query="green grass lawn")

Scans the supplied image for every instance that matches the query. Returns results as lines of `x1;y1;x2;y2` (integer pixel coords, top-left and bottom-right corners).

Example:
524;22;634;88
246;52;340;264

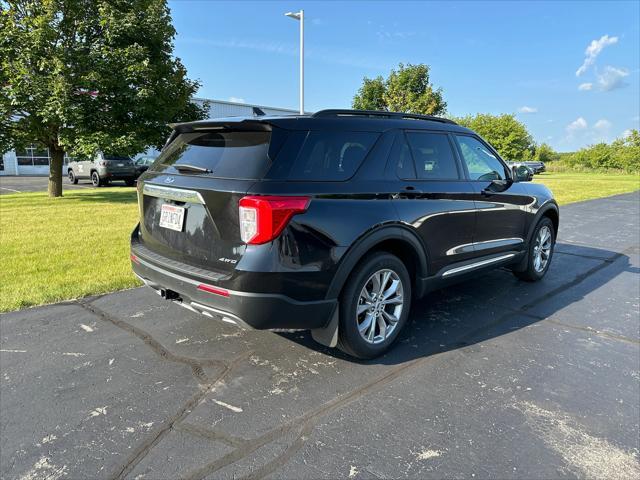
1;171;638;313
0;187;141;312
533;172;639;205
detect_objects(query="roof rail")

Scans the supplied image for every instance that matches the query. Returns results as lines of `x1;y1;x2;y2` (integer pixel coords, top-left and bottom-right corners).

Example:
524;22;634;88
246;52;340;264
311;109;457;125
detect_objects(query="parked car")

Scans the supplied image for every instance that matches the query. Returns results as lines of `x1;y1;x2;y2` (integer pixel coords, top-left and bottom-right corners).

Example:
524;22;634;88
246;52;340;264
68;152;137;186
130;109;559;359
508;160;546;174
134;156;156;178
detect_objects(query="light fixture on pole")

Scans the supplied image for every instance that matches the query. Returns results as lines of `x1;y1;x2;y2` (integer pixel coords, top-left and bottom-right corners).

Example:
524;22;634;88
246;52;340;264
284;10;304;114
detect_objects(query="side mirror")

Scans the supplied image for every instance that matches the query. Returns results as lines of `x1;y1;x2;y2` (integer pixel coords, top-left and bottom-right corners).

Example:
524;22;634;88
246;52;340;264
512;165;534;182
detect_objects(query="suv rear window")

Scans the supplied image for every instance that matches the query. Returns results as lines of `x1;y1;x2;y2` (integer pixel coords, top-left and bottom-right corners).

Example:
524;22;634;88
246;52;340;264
160;130;275;180
283;131;379;181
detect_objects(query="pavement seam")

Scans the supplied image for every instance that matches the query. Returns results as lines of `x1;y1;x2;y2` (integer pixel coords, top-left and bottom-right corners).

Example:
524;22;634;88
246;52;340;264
544;318;639;346
74;298;254;480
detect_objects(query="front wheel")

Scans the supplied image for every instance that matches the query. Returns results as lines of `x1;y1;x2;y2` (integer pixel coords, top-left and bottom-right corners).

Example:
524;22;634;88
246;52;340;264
91;171;102;187
337;252;412;359
513;217;555;282
68;170;78;184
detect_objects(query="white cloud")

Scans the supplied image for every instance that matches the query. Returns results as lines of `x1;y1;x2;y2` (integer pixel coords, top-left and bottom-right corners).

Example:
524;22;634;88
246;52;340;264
622;129;633;138
518;106;538;113
596;66;629;91
593;118;612;131
578;82;593;91
228;96;245;103
576;34;618;76
566;117;588;133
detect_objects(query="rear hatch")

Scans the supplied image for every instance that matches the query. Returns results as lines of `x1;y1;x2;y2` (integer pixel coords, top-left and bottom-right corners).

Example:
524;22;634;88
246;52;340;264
136;120;287;274
104;156;135;174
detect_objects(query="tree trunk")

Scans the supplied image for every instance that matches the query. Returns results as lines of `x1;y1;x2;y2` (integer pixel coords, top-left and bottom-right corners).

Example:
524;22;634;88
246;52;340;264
48;146;64;197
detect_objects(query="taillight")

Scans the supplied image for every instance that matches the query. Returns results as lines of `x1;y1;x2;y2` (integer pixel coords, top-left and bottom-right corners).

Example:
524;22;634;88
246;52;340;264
239;196;310;244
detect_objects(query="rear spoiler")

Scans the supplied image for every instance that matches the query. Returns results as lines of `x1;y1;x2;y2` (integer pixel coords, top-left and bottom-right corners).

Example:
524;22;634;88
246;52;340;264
163;117;275;150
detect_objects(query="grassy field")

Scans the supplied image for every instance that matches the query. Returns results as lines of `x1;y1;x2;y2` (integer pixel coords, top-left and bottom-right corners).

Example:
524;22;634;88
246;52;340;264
0;187;141;312
0;171;638;313
533;172;639;205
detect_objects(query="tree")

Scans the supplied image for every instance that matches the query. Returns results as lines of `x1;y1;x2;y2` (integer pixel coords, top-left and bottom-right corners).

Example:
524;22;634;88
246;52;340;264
0;0;207;197
455;113;534;160
352;63;447;115
534;143;558;163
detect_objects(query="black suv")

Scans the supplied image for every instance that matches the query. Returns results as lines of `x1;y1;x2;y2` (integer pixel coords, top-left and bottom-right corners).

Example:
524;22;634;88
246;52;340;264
131;110;558;359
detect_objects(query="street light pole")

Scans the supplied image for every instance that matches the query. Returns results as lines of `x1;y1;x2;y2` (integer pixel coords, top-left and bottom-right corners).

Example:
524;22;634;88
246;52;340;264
285;10;304;114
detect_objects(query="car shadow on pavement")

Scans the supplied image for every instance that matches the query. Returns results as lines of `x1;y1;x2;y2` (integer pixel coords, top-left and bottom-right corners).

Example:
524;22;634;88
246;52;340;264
276;242;633;365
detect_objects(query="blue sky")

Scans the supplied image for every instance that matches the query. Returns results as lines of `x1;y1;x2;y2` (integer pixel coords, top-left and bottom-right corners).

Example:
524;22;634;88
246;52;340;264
169;0;639;152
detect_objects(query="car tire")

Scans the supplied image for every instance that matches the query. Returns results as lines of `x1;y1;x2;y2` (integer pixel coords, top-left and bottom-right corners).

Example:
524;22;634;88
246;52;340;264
337;252;412;359
513;217;555;282
125;178;135;187
68;170;78;184
91;171;102;187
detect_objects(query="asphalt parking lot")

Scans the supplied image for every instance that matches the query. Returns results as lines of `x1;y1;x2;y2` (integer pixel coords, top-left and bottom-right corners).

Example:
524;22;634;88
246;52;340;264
1;192;639;479
0;175;132;194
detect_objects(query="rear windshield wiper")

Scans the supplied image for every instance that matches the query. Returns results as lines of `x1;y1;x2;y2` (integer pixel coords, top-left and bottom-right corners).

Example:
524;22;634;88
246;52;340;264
174;164;212;174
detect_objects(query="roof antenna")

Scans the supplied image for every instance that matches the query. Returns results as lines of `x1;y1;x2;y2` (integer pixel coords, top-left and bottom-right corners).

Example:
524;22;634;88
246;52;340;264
252;107;266;117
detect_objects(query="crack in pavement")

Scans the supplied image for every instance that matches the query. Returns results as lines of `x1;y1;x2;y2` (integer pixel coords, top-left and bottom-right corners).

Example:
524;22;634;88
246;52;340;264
544;319;639;346
74;299;253;480
77;300;227;385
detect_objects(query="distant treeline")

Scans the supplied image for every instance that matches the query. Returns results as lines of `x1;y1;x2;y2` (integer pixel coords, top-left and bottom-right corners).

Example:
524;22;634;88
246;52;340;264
551;130;639;173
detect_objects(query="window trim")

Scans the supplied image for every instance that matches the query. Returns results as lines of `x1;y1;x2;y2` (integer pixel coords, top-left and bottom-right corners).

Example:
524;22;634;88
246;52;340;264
452;133;511;182
400;129;463;182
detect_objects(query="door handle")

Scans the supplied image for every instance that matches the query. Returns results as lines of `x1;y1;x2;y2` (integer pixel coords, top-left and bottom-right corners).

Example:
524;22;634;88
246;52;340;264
402;186;423;195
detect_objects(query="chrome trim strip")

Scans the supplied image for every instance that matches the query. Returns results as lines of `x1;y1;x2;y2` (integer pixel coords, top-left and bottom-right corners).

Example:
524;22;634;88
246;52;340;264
442;253;516;277
446;237;523;256
142;183;205;204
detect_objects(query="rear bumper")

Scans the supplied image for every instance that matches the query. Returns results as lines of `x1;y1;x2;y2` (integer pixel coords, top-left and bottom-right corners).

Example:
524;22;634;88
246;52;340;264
130;246;337;330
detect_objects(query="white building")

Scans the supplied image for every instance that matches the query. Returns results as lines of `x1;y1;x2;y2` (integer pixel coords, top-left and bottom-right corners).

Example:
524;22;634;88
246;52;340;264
0;98;300;176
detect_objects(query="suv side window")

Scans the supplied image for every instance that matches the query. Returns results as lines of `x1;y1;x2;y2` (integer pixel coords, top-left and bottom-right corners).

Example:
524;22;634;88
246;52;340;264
390;133;416;179
287;131;379;181
455;135;508;181
406;132;459;180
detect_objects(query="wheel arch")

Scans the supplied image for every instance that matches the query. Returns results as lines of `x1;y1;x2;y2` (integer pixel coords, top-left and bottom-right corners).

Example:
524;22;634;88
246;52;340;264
325;225;430;301
526;202;559;245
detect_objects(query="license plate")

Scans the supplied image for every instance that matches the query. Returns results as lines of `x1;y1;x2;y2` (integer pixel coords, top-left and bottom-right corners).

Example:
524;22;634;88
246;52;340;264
117;163;124;167
159;204;185;232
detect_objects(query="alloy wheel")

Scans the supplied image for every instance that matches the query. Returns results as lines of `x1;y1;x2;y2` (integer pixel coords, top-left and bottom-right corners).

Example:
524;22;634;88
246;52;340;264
356;268;404;344
533;225;552;273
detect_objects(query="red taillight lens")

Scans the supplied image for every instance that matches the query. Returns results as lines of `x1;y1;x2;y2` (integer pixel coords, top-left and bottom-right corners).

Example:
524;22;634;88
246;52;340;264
197;283;230;297
130;253;140;264
239;196;310;245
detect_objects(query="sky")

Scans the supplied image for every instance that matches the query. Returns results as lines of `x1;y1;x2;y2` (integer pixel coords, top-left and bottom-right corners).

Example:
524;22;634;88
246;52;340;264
169;0;640;152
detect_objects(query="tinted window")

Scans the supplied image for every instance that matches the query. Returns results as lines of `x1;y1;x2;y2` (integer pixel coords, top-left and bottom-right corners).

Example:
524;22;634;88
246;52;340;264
406;132;459;180
286;131;379;181
104;155;131;161
160;130;274;180
390;134;415;179
455;135;508;181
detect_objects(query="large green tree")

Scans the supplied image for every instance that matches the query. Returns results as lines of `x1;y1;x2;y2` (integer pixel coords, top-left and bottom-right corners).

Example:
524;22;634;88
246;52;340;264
352;63;447;115
0;0;206;197
455;113;534;160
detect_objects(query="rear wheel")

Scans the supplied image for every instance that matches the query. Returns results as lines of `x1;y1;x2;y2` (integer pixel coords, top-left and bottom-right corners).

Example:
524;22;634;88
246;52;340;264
513;217;555;282
91;171;102;187
125;178;135;187
68;170;78;184
337;252;411;359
